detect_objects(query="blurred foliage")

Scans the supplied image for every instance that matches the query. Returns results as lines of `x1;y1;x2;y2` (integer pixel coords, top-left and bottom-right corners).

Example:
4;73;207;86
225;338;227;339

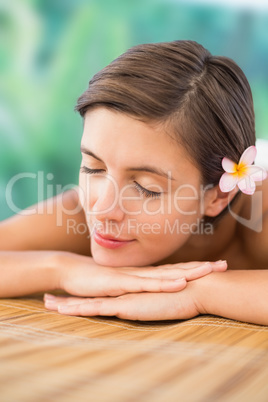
1;0;268;219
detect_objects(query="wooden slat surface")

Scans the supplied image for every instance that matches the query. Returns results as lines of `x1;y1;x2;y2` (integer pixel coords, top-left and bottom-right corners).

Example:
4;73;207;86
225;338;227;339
0;293;268;402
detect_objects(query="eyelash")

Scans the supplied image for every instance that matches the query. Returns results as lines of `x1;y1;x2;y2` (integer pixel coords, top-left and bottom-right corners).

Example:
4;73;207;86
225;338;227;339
133;181;161;199
80;166;162;199
80;166;104;174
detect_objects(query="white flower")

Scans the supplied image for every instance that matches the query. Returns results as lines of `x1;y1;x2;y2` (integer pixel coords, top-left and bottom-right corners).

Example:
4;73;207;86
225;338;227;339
219;146;267;195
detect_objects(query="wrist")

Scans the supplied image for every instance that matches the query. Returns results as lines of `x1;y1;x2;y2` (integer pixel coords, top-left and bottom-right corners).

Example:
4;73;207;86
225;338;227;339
53;251;95;293
191;272;222;316
47;251;71;291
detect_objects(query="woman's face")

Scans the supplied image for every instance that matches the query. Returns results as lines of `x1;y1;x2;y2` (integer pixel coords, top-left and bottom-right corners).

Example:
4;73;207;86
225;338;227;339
79;108;207;267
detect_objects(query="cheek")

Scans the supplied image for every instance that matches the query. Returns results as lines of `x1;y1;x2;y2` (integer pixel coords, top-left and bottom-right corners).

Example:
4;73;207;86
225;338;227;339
78;174;101;210
78;171;85;189
78;173;89;210
133;203;201;241
137;190;202;225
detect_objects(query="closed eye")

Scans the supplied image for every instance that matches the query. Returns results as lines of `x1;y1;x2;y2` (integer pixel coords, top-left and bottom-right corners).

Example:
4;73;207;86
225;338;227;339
80;166;105;174
80;167;162;198
134;181;162;199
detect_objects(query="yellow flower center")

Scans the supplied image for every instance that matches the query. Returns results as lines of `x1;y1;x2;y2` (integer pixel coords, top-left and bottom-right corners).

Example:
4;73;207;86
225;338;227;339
235;162;248;178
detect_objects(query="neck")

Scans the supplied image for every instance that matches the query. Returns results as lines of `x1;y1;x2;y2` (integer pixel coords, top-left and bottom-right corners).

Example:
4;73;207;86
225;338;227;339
157;193;245;265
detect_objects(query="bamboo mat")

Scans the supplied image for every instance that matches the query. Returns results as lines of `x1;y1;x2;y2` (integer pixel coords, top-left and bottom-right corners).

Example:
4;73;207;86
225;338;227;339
1;293;268;402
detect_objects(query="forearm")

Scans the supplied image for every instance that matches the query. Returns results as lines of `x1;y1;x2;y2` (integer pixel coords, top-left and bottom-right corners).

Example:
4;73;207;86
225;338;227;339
196;270;268;326
0;189;91;256
0;251;62;297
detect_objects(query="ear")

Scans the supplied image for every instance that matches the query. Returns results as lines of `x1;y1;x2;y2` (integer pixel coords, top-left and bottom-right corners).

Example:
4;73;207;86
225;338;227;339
203;185;238;217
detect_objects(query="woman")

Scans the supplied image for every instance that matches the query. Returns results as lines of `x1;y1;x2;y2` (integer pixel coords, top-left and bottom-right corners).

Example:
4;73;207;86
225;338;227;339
1;40;267;324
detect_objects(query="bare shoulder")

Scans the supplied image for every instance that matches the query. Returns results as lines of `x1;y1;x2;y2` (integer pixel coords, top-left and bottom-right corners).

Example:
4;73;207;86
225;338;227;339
0;187;91;256
239;178;268;268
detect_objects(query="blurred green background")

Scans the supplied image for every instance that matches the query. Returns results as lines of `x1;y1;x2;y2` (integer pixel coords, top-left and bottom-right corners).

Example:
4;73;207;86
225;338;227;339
1;0;268;220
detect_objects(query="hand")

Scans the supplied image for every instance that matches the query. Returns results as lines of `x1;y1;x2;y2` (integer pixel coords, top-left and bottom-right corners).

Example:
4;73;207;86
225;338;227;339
115;260;227;280
44;281;201;321
57;253;227;298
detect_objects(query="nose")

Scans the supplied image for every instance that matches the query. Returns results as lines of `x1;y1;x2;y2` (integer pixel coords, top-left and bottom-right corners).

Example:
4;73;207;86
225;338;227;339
90;176;125;222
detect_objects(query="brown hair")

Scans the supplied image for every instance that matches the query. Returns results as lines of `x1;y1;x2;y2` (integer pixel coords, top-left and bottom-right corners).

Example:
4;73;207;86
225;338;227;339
76;40;255;189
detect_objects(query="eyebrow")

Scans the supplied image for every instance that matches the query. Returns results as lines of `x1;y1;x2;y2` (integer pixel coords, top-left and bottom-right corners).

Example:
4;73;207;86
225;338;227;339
80;145;175;180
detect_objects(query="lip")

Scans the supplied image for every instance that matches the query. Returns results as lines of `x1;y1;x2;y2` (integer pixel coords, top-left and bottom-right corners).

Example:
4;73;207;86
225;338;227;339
93;231;135;249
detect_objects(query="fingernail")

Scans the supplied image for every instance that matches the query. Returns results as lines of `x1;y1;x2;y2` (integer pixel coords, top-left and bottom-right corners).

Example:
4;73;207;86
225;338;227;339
175;277;186;282
44;293;55;299
45;300;56;306
215;260;227;264
58;305;70;313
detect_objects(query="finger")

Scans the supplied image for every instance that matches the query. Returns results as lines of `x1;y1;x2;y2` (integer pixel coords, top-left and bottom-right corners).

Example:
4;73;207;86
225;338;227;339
44;294;88;311
183;261;227;281
44;294;68;303
172;260;228;270
117;266;182;279
183;262;212;281
210;260;228;271
117;261;205;276
171;261;209;269
57;293;181;321
117;260;227;279
44;299;58;311
44;294;75;309
57;298;120;317
44;299;87;311
111;275;187;295
44;294;86;303
117;261;227;283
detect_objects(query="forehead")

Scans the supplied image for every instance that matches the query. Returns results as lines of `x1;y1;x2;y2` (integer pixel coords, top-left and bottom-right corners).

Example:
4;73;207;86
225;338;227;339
82;108;200;182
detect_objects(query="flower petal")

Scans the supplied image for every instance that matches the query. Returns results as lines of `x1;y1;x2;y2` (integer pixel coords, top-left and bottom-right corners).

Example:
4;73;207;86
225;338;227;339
237;176;256;195
239;145;257;166
247;165;268;182
219;172;238;192
222;157;237;173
